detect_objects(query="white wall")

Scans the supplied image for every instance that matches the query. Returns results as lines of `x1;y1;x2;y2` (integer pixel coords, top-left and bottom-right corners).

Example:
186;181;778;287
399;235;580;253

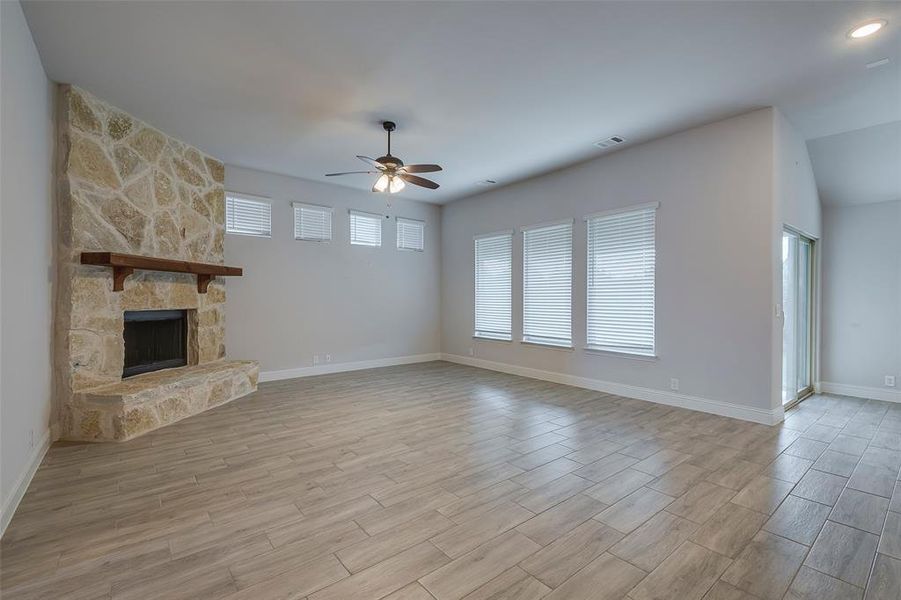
821;200;901;401
224;166;441;379
774;110;821;239
1;0;55;533
441;109;780;421
771;110;822;409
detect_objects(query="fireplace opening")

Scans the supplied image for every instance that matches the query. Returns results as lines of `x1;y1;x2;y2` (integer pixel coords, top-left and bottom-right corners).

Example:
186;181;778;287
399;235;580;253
123;310;188;378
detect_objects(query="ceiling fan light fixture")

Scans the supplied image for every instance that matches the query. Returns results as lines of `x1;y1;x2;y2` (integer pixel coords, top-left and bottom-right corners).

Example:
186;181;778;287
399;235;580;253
373;173;390;192
389;176;405;194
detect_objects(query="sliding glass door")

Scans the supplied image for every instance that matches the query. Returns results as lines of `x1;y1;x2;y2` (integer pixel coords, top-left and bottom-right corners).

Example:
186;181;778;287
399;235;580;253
782;229;814;407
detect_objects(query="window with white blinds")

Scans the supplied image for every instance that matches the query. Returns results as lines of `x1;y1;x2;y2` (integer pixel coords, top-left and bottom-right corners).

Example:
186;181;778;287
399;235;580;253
293;202;332;241
226;193;271;237
522;221;572;347
586;203;658;356
474;232;512;341
349;210;382;246
396;217;424;251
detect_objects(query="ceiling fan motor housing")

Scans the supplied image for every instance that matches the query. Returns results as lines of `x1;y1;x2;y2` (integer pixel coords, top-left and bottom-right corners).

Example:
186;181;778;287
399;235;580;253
377;155;403;169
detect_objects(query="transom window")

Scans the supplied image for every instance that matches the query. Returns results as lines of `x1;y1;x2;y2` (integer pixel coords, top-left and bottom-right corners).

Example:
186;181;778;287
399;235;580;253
225;193;271;238
293;202;332;241
349;210;382;247
396;217;424;251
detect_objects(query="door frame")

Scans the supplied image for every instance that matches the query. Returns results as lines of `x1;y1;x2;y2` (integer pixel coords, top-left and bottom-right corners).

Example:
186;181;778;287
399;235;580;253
782;226;817;410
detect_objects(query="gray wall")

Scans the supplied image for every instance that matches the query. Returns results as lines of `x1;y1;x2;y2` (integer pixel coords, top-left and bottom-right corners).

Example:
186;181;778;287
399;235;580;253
224;166;441;378
821;200;901;395
441;109;778;413
1;0;55;529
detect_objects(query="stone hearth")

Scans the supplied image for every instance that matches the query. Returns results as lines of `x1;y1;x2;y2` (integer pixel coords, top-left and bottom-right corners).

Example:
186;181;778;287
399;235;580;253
55;85;258;442
70;361;258;441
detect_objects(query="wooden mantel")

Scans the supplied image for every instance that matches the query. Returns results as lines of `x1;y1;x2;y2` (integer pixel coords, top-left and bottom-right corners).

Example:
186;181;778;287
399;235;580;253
81;252;243;293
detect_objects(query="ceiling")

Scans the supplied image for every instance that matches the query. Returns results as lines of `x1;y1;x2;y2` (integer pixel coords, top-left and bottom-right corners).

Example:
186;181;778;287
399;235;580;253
808;120;901;206
22;0;901;204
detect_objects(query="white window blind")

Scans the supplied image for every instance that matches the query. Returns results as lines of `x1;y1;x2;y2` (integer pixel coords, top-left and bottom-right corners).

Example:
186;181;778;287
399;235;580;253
587;203;657;356
474;232;512;340
349;210;382;246
226;193;271;237
523;221;572;347
396;217;424;251
293;202;332;241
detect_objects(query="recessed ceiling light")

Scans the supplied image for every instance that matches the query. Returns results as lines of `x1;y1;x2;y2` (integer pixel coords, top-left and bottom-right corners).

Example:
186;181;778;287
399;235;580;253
848;19;887;39
476;179;497;186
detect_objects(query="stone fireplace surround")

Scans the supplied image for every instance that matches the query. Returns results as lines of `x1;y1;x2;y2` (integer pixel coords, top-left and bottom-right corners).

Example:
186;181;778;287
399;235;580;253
55;85;258;442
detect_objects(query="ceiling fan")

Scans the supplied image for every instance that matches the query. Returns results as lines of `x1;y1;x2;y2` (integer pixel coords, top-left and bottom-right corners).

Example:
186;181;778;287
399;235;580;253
325;121;442;196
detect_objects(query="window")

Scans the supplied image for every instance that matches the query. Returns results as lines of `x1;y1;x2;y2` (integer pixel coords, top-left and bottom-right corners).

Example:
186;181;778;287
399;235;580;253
293;202;332;241
522;221;573;347
349;210;382;246
226;193;271;237
474;232;512;340
586;203;658;356
396;217;424;251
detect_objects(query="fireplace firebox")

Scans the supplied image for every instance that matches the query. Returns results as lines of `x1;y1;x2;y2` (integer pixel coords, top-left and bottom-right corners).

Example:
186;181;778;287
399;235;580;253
123;310;188;378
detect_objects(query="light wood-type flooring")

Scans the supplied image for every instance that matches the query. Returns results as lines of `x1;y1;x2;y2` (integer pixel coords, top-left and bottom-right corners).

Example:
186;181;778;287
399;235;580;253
2;361;900;599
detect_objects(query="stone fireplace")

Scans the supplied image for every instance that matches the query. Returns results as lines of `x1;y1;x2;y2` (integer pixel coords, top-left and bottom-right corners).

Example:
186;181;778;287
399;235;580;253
55;85;258;442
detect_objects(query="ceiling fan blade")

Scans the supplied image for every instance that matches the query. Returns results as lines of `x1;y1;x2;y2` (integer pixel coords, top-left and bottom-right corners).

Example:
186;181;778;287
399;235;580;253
399;173;440;189
401;164;443;173
357;155;386;170
325;171;376;176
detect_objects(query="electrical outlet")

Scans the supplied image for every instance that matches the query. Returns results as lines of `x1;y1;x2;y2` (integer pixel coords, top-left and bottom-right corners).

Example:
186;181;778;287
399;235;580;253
886;376;896;388
670;378;679;391
326;354;332;363
468;347;474;356
313;355;320;365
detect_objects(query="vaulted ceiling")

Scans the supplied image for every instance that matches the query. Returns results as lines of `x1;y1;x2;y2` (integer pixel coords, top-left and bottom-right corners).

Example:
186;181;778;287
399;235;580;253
808;121;901;206
22;0;901;203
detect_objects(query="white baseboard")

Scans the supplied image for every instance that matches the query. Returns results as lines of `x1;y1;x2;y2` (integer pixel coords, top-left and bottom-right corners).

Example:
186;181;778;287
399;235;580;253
820;381;901;404
260;353;442;383
1;427;51;538
441;354;784;426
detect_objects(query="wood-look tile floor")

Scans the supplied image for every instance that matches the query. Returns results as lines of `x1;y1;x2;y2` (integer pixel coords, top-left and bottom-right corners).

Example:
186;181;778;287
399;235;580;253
2;362;900;600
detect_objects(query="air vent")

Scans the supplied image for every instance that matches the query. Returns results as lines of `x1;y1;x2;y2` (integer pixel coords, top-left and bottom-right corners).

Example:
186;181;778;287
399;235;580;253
594;135;626;149
866;58;890;69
